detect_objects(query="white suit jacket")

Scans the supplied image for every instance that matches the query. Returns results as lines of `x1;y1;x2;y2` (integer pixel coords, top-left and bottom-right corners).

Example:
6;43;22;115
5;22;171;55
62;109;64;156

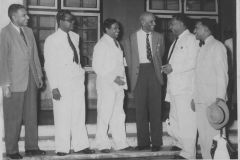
44;29;85;91
194;35;228;104
92;34;127;90
166;30;199;100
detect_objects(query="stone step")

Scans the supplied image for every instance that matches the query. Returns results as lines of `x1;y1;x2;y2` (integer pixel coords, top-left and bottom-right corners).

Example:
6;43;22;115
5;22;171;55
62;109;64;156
15;121;238;139
2;121;237;153
3;147;181;160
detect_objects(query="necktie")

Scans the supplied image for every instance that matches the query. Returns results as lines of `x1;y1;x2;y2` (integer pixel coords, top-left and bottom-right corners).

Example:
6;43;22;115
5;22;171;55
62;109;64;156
146;33;153;62
114;39;119;48
20;28;27;45
67;33;79;64
167;37;179;63
199;40;205;47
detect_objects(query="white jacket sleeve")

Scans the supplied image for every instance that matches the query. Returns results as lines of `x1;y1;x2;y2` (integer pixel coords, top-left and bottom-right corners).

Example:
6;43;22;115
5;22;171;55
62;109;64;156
214;44;228;100
44;38;60;90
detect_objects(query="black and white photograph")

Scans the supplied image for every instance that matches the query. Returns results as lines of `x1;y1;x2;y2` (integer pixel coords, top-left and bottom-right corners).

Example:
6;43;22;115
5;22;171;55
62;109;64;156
0;0;238;159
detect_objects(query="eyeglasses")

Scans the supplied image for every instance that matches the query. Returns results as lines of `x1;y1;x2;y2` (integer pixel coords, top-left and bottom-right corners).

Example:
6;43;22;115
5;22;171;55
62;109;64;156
62;18;75;23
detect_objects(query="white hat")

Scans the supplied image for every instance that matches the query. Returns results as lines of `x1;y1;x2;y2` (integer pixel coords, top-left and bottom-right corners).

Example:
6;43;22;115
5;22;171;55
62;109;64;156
206;101;229;130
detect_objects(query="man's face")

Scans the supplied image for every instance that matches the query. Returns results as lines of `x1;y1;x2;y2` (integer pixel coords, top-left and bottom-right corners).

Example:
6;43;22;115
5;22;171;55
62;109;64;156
60;13;75;32
194;22;205;40
142;15;156;32
169;18;183;36
106;22;120;39
12;8;29;27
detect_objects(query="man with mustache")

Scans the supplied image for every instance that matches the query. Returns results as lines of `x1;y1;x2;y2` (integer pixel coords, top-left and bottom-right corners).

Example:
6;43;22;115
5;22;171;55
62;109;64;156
123;12;165;152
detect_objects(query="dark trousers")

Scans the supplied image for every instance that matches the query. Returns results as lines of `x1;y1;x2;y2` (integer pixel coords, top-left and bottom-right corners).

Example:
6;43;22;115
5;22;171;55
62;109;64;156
3;71;39;154
134;63;162;147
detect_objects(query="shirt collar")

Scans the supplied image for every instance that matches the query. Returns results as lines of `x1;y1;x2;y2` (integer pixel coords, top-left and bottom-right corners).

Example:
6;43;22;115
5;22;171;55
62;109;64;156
204;35;214;44
139;29;152;36
178;29;190;39
57;28;68;37
11;22;20;33
104;33;117;43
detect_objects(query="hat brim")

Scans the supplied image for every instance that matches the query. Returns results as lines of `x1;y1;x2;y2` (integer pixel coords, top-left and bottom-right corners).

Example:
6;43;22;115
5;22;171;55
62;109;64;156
206;101;229;130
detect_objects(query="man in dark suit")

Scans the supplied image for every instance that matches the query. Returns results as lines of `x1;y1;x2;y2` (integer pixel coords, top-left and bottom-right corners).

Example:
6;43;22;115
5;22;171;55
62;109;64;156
123;12;165;152
0;4;46;159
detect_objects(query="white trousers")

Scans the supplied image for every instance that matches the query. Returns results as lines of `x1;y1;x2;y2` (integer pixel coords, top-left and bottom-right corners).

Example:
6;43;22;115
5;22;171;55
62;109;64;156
53;76;89;153
195;103;219;159
95;80;128;150
168;93;197;159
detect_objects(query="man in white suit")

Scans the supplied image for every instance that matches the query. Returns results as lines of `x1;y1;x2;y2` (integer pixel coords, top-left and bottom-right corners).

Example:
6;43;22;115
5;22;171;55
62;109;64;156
44;10;95;156
92;18;132;153
193;18;228;159
162;14;199;159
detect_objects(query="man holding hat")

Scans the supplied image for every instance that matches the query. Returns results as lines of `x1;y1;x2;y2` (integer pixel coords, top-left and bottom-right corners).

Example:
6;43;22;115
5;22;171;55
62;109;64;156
193;18;229;159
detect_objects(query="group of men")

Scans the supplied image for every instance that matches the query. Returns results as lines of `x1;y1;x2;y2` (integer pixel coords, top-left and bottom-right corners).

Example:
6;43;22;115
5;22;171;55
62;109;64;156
0;3;229;160
163;15;228;159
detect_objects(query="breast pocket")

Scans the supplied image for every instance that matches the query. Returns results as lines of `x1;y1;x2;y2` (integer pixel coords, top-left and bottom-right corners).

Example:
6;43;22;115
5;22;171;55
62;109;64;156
173;45;188;62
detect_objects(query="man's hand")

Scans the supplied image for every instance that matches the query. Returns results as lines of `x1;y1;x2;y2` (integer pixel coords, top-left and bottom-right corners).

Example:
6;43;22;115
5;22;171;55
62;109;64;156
2;86;11;98
114;76;125;86
39;78;44;88
161;64;173;74
52;88;61;100
216;98;225;104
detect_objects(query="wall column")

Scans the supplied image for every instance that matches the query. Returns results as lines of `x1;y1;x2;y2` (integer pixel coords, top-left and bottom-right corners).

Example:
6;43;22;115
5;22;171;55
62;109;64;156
237;2;240;156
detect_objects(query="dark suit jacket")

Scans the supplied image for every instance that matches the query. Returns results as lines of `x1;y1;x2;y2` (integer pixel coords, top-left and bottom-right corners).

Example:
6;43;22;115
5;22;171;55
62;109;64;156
123;30;165;92
0;23;43;91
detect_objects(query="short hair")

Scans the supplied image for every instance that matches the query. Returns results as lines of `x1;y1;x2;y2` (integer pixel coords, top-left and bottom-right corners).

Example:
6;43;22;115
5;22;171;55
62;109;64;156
8;4;25;21
103;18;118;33
172;14;190;29
197;18;217;35
139;12;154;22
56;10;73;25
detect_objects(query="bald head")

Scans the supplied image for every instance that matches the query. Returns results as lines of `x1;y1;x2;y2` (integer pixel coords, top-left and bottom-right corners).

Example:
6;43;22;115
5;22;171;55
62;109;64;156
139;12;156;32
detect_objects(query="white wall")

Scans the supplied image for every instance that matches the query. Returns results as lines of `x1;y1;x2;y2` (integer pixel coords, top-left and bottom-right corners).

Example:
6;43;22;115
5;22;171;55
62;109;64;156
0;0;23;158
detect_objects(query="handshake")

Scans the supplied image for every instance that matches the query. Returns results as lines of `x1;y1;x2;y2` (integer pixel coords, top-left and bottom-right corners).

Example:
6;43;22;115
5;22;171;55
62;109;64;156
161;64;173;74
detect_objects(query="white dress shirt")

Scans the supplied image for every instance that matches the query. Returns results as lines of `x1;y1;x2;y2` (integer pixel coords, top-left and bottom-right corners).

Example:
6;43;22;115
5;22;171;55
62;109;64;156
137;29;153;63
44;28;84;90
92;34;127;90
194;35;228;103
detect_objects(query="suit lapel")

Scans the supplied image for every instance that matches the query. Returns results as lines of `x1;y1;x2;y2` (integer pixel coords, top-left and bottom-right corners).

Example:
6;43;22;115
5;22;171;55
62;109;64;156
8;24;29;54
151;32;157;57
22;27;30;47
131;32;140;63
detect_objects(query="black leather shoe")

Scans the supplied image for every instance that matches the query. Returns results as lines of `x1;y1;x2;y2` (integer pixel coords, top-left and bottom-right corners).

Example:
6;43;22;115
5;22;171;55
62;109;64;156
25;149;46;156
135;145;151;151
120;146;134;151
74;148;95;154
7;153;23;159
171;146;181;151
151;145;161;152
56;152;68;156
174;155;186;159
100;149;111;153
